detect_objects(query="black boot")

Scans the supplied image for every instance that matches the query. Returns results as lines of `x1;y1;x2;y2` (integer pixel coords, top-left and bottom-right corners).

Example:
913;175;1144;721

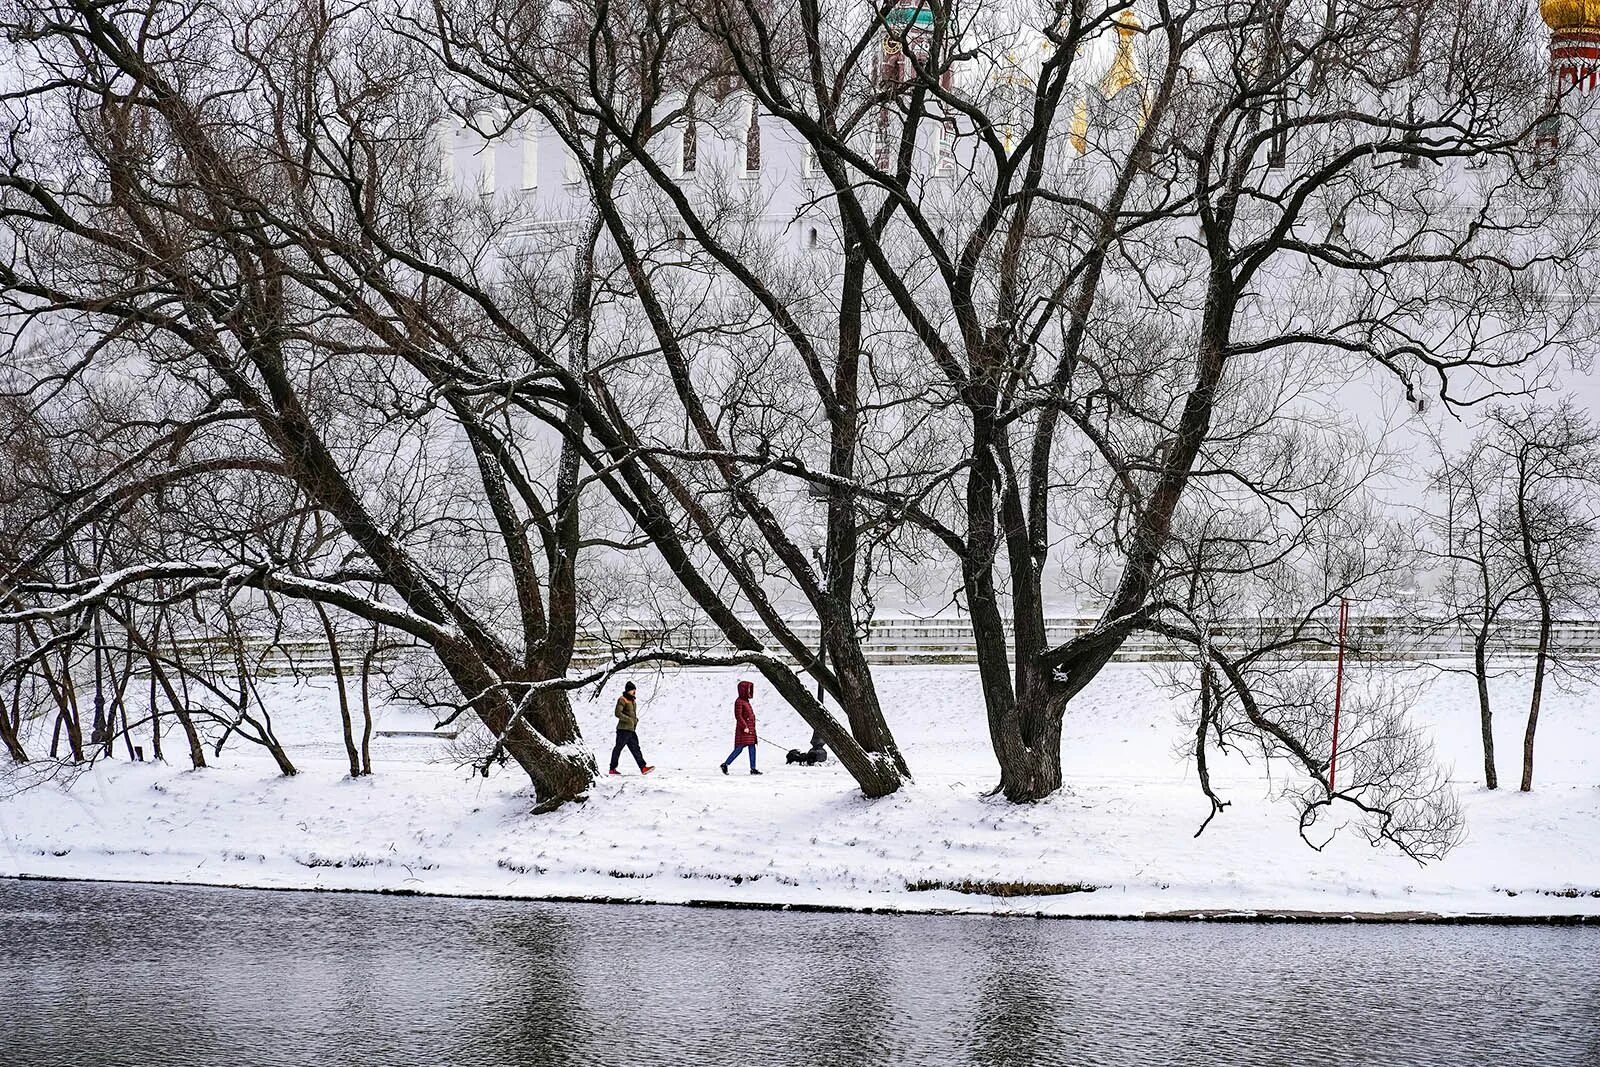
750;768;762;775
720;762;729;775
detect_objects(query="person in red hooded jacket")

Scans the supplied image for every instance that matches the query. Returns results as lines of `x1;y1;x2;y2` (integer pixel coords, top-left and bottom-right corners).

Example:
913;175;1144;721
719;679;761;775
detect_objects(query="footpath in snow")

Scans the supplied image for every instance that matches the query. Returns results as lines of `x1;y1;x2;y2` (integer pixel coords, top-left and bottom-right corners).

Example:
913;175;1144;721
2;664;1597;920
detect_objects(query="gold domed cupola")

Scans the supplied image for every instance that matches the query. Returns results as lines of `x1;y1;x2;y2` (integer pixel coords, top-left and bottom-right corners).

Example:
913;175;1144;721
1541;0;1600;33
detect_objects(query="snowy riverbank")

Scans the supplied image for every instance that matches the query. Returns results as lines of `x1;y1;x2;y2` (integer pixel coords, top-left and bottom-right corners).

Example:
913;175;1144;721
3;665;1598;919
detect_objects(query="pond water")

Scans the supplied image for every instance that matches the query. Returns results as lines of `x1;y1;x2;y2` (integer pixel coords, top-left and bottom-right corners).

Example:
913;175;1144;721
1;879;1596;1066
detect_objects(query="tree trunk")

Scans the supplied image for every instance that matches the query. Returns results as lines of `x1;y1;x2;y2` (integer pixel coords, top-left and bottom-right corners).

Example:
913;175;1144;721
1522;610;1551;792
0;694;27;762
52;657;85;763
1473;632;1497;790
118;615;205;768
359;639;378;777
822;624;909;776
268;740;298;776
162;671;208;770
968;620;1073;802
581;395;907;798
239;669;298;778
91;626;109;756
9;627;22;742
314;603;362;778
810;234;905;777
172;698;207;769
441;641;594;809
960;411;1047;799
136;604;162;760
63;704;85;761
517;688;585;759
148;659;163;762
991;672;1069;803
109;642;138;760
995;723;1065;801
492;690;594;811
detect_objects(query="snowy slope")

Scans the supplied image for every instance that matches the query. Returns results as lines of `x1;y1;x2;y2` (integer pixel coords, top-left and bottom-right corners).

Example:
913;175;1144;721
1;664;1596;918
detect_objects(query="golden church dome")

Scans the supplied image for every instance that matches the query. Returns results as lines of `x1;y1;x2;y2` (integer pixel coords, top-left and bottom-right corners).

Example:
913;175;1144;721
1100;9;1145;98
1542;0;1600;33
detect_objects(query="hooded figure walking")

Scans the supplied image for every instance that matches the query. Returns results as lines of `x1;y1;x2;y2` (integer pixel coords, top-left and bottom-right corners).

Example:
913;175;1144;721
609;681;654;776
720;679;761;775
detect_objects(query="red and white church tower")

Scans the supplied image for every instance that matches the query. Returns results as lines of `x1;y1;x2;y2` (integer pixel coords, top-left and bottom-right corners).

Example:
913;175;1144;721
1545;0;1600;94
1540;0;1600;151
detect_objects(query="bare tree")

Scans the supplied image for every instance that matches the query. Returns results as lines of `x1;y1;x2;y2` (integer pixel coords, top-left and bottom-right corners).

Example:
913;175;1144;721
1500;403;1598;792
415;0;922;794
0;0;919;803
0;0;619;808
1500;405;1600;791
1427;401;1600;792
1427;431;1526;789
1137;417;1467;857
523;0;1588;826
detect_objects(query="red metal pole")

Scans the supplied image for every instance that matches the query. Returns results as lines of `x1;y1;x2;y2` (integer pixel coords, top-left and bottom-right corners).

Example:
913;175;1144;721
1328;597;1348;793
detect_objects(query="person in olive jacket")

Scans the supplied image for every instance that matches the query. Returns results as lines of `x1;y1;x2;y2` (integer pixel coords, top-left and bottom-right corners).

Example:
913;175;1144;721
719;679;761;775
608;681;654;775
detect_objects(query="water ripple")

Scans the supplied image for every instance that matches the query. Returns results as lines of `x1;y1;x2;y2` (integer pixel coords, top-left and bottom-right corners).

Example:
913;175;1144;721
0;881;1595;1067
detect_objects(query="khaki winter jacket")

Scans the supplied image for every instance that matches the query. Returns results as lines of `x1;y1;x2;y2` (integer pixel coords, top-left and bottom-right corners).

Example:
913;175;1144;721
614;695;639;732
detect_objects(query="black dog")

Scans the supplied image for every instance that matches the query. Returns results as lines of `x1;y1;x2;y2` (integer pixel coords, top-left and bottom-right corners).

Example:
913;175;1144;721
786;747;827;766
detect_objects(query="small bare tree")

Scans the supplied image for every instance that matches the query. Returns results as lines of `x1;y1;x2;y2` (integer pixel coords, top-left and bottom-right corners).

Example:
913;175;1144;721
1145;426;1464;858
1499;404;1597;792
1499;404;1600;791
1427;430;1526;789
1427;402;1600;792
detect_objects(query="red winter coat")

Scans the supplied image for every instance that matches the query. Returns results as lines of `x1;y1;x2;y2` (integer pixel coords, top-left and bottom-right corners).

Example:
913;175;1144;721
733;679;757;746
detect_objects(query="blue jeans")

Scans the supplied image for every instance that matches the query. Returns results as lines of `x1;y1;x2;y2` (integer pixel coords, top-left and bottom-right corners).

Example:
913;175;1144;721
723;744;756;770
611;729;645;771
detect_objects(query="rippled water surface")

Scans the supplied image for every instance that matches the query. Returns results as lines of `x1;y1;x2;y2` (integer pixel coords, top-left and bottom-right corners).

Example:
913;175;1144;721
1;879;1597;1066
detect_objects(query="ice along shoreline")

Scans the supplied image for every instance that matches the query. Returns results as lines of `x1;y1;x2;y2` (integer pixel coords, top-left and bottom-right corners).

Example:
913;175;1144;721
9;872;1599;926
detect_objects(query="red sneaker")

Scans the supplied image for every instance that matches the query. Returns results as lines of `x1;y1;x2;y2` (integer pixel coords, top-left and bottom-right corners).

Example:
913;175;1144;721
607;769;622;776
640;765;655;775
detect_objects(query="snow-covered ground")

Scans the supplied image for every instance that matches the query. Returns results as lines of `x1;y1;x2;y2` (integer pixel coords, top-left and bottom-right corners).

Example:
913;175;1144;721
2;664;1597;918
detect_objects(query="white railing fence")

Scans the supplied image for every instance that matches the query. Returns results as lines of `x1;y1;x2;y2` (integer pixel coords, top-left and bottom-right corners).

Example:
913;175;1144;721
145;615;1600;676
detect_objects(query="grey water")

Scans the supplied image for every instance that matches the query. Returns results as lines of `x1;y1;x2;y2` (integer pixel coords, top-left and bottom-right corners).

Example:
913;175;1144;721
0;879;1596;1067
